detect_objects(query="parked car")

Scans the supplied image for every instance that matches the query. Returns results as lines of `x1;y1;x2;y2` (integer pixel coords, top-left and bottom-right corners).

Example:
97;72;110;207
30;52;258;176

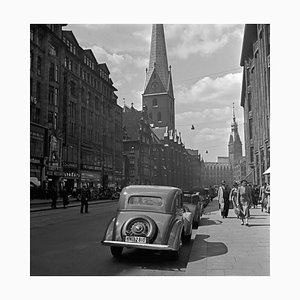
183;192;203;228
101;185;193;260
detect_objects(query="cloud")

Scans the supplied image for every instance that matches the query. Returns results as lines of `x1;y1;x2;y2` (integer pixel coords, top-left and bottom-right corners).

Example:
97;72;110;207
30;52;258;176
166;24;243;59
175;72;243;110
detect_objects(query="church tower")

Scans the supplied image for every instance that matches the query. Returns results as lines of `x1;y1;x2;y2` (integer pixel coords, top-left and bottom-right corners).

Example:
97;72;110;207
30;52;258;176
228;102;243;165
142;24;175;131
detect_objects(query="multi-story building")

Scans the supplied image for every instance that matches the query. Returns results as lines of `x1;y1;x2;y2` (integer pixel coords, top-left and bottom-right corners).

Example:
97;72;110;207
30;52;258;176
30;24;122;197
201;157;233;188
240;24;270;185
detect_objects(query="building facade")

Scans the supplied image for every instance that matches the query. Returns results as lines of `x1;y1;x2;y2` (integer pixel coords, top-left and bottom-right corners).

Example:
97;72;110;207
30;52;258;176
201;157;233;188
240;24;270;185
30;24;122;197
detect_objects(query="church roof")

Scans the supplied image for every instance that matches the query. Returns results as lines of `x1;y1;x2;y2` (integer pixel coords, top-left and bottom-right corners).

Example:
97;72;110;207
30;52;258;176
144;24;170;92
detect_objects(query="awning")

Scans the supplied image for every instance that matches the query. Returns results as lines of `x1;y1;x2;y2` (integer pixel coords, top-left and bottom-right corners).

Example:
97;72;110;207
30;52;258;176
30;177;41;187
263;167;270;175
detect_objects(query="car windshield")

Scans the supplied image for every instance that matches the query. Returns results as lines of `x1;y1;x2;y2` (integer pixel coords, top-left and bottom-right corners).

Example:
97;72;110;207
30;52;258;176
128;196;163;207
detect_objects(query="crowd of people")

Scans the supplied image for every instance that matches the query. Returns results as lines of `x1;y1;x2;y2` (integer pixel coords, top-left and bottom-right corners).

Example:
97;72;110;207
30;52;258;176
48;185;121;213
217;179;270;226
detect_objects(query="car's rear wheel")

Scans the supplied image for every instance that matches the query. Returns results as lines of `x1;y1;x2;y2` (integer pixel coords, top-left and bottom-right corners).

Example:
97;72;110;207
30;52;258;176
111;246;123;258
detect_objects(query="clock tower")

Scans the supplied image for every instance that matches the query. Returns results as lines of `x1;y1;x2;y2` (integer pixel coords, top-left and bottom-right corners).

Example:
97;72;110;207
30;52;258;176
142;24;175;131
228;102;243;165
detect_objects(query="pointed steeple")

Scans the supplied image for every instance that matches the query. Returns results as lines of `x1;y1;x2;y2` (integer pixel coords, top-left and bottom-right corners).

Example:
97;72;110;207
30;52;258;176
145;24;169;90
228;102;243;165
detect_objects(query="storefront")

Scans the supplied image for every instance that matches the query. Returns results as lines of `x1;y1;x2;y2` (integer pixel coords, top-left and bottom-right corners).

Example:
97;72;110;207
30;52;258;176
62;162;79;192
30;123;48;198
81;164;102;188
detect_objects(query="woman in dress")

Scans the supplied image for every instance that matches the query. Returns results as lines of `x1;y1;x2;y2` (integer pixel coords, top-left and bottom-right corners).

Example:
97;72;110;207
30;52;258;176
237;180;252;226
229;181;239;218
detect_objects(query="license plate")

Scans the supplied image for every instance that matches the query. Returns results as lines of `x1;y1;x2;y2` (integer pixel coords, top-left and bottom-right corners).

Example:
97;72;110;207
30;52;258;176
125;236;147;244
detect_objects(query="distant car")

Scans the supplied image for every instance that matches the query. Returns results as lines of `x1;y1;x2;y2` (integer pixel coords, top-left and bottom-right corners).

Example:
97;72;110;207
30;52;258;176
183;192;203;228
198;188;210;208
101;185;193;260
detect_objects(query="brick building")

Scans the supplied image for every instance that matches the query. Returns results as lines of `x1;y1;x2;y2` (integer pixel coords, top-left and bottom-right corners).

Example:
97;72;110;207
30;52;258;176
240;24;270;185
30;24;122;197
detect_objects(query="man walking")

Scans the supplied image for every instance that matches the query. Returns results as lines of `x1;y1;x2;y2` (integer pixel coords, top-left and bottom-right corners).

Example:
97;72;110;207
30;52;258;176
217;180;230;218
80;185;90;214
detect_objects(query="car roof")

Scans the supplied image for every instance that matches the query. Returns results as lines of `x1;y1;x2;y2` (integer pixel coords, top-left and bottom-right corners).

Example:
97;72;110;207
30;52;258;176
118;185;181;212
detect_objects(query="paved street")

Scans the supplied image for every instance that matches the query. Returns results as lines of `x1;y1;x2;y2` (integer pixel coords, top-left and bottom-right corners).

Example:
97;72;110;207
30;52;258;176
187;199;270;276
30;198;269;276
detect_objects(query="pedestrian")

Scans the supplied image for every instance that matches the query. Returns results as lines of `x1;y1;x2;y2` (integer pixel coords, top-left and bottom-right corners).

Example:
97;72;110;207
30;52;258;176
252;185;259;208
209;186;215;202
259;182;268;212
50;185;58;209
236;179;252;226
80;185;90;214
229;181;239;218
217;180;230;218
61;186;69;208
265;182;270;213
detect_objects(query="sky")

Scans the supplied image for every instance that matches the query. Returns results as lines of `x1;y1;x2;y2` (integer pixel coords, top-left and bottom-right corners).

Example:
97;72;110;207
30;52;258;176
65;24;244;162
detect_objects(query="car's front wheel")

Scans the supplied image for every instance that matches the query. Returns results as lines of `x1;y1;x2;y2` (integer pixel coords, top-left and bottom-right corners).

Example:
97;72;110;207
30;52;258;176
111;246;123;258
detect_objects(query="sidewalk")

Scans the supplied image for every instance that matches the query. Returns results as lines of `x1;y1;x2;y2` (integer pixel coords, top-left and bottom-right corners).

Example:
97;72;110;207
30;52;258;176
30;197;117;212
186;199;270;276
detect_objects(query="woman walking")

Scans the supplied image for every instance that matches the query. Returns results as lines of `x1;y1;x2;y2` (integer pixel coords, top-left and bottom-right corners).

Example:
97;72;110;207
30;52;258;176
237;180;252;226
229;181;239;218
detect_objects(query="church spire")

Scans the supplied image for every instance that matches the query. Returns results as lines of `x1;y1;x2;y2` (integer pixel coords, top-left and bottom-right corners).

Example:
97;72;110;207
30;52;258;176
145;24;169;90
232;102;236;122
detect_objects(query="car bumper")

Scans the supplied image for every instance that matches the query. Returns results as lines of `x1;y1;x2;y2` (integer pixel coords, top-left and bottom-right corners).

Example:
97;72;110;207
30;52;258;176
101;240;177;251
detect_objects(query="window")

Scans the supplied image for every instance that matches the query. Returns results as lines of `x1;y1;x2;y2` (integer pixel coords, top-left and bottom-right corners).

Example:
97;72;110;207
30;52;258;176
157;111;162;122
247;92;252;111
36;81;41;101
55;65;59;82
70;102;76;121
250;146;254;163
128;196;163;207
70;81;76;97
48;86;54;105
48;111;54;125
49;62;55;81
249;118;253;140
48;43;57;56
81;88;85;104
37;56;42;76
54;88;58;106
54;113;58;129
149;112;152;120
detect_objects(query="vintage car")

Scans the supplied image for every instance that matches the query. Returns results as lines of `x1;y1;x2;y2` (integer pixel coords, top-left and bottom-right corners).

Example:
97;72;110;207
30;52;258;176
101;185;193;259
183;192;203;228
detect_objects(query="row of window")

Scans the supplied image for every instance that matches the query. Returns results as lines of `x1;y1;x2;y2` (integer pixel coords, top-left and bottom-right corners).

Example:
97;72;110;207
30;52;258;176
84;55;95;70
65;56;111;98
63;36;76;55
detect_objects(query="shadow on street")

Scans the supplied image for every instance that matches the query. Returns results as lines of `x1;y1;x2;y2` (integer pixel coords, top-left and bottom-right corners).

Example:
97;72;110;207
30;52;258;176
200;217;223;226
97;241;194;275
189;234;228;262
